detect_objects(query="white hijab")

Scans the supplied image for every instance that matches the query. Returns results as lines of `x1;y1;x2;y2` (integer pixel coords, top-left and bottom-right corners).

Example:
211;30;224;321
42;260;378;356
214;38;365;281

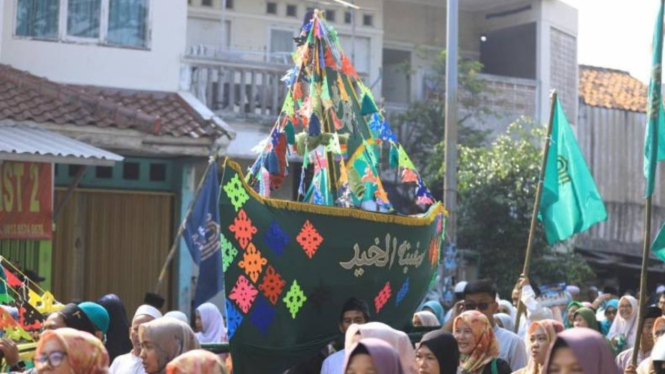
164;311;189;324
195;303;227;344
414;311;440;327
498;299;517;321
608;295;638;348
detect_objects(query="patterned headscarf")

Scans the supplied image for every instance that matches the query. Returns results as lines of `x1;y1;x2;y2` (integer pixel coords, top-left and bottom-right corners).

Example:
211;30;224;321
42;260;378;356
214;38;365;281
521;320;564;374
139;319;201;374
453;311;499;374
166;349;228;374
37;328;109;374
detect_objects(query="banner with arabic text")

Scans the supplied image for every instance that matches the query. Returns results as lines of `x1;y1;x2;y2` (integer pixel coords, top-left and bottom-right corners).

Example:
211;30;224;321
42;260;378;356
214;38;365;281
220;161;444;374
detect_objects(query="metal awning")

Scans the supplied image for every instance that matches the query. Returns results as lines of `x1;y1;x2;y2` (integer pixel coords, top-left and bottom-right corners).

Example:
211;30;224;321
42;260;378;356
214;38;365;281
0;125;123;166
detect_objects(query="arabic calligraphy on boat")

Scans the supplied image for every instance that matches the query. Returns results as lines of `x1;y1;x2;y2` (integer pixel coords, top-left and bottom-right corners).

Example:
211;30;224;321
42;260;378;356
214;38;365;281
339;234;425;275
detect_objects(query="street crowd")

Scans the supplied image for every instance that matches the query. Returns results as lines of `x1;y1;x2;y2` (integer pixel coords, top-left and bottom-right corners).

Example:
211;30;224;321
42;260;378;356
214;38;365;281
2;276;664;374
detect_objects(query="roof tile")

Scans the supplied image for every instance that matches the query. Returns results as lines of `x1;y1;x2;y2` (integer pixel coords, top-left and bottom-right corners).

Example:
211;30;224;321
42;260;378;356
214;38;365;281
579;65;647;112
0;64;225;138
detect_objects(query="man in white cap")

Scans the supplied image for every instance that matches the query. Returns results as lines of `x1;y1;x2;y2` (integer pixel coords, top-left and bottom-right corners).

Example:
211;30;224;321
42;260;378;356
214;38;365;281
566;285;581;301
443;281;467;323
109;305;162;374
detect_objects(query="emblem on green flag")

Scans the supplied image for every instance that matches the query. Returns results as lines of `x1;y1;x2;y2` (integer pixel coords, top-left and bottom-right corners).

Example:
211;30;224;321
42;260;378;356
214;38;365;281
538;98;607;244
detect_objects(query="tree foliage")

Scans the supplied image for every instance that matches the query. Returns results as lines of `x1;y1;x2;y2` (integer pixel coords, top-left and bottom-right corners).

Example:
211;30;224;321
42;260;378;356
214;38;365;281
454;120;595;296
391;50;490;192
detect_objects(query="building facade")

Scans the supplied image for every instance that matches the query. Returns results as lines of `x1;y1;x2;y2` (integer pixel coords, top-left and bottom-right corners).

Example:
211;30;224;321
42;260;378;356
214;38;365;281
0;0;233;314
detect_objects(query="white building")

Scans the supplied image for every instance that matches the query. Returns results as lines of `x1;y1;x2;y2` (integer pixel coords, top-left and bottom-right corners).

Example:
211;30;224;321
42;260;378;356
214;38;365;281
185;0;578;146
0;0;233;315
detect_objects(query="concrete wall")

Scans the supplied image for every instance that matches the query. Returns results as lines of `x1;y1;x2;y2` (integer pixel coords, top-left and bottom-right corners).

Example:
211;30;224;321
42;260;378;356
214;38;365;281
576;103;665;258
188;0;385;96
0;0;187;92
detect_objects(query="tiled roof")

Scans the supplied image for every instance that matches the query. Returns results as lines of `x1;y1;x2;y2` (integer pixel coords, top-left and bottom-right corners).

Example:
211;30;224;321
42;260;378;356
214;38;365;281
0;64;228;138
579;65;647;112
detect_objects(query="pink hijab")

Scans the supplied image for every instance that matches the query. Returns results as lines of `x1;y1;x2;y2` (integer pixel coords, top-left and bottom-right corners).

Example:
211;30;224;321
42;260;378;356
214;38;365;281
344;338;405;374
345;322;416;374
543;328;620;374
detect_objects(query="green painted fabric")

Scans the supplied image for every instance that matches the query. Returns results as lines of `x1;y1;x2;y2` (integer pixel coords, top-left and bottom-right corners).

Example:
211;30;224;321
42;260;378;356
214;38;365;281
538;97;607;244
644;0;665;197
220;162;444;374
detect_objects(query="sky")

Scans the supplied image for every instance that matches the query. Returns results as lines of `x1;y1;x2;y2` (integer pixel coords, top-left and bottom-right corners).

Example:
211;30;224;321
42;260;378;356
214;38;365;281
561;0;659;83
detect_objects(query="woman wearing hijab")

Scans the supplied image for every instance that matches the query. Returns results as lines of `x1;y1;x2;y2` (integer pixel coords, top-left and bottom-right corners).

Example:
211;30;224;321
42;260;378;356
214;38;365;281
493;313;514;332
632;316;665;374
543;328;620;374
608;295;638;352
417;330;459;374
345;322;416;374
344;338;405;374
453;311;511;374
194;303;227;344
497;300;517;322
414;311;441;327
600;299;619;336
98;294;132;363
163;312;189;325
572;307;601;332
165;350;227;374
564;301;583;328
138;318;200;374
35;328;109;374
421;301;445;325
513;319;564;374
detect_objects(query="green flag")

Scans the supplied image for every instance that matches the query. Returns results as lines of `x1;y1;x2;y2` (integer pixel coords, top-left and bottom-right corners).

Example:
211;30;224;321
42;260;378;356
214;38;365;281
652;221;665;262
644;0;665;197
539;97;607;244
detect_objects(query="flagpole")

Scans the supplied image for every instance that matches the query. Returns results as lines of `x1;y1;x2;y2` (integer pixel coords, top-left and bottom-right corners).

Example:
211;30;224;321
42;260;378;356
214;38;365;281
153;156;219;294
631;197;653;365
514;90;557;333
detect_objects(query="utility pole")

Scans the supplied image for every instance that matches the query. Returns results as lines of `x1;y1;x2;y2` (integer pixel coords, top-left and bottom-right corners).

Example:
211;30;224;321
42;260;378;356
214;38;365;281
444;0;458;244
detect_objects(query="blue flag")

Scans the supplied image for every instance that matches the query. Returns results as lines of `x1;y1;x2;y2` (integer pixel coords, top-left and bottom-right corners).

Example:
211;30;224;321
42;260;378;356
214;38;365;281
184;165;223;307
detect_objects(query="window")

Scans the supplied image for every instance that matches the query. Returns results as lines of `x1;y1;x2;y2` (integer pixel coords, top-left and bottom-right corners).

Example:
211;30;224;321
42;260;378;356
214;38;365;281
225;0;233;8
149;164;166;182
325;10;336;22
16;0;150;48
123;162;140;180
270;29;295;63
68;165;83;177
107;0;150;47
363;14;373;27
344;11;352;24
286;4;297;17
15;0;60;39
202;0;212;6
67;0;101;38
267;2;277;14
95;166;113;179
339;35;370;74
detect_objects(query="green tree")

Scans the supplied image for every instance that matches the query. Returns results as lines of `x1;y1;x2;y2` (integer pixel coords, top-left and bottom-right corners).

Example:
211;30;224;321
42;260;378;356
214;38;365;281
391;50;491;191
453;120;595;296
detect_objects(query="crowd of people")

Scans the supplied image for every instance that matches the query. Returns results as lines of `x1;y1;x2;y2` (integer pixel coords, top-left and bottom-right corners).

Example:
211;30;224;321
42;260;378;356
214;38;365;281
301;278;665;374
5;277;665;374
0;297;229;373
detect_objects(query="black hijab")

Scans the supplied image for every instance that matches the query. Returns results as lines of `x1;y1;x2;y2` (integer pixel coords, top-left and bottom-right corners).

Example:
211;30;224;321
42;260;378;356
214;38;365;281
98;294;132;363
419;330;459;374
